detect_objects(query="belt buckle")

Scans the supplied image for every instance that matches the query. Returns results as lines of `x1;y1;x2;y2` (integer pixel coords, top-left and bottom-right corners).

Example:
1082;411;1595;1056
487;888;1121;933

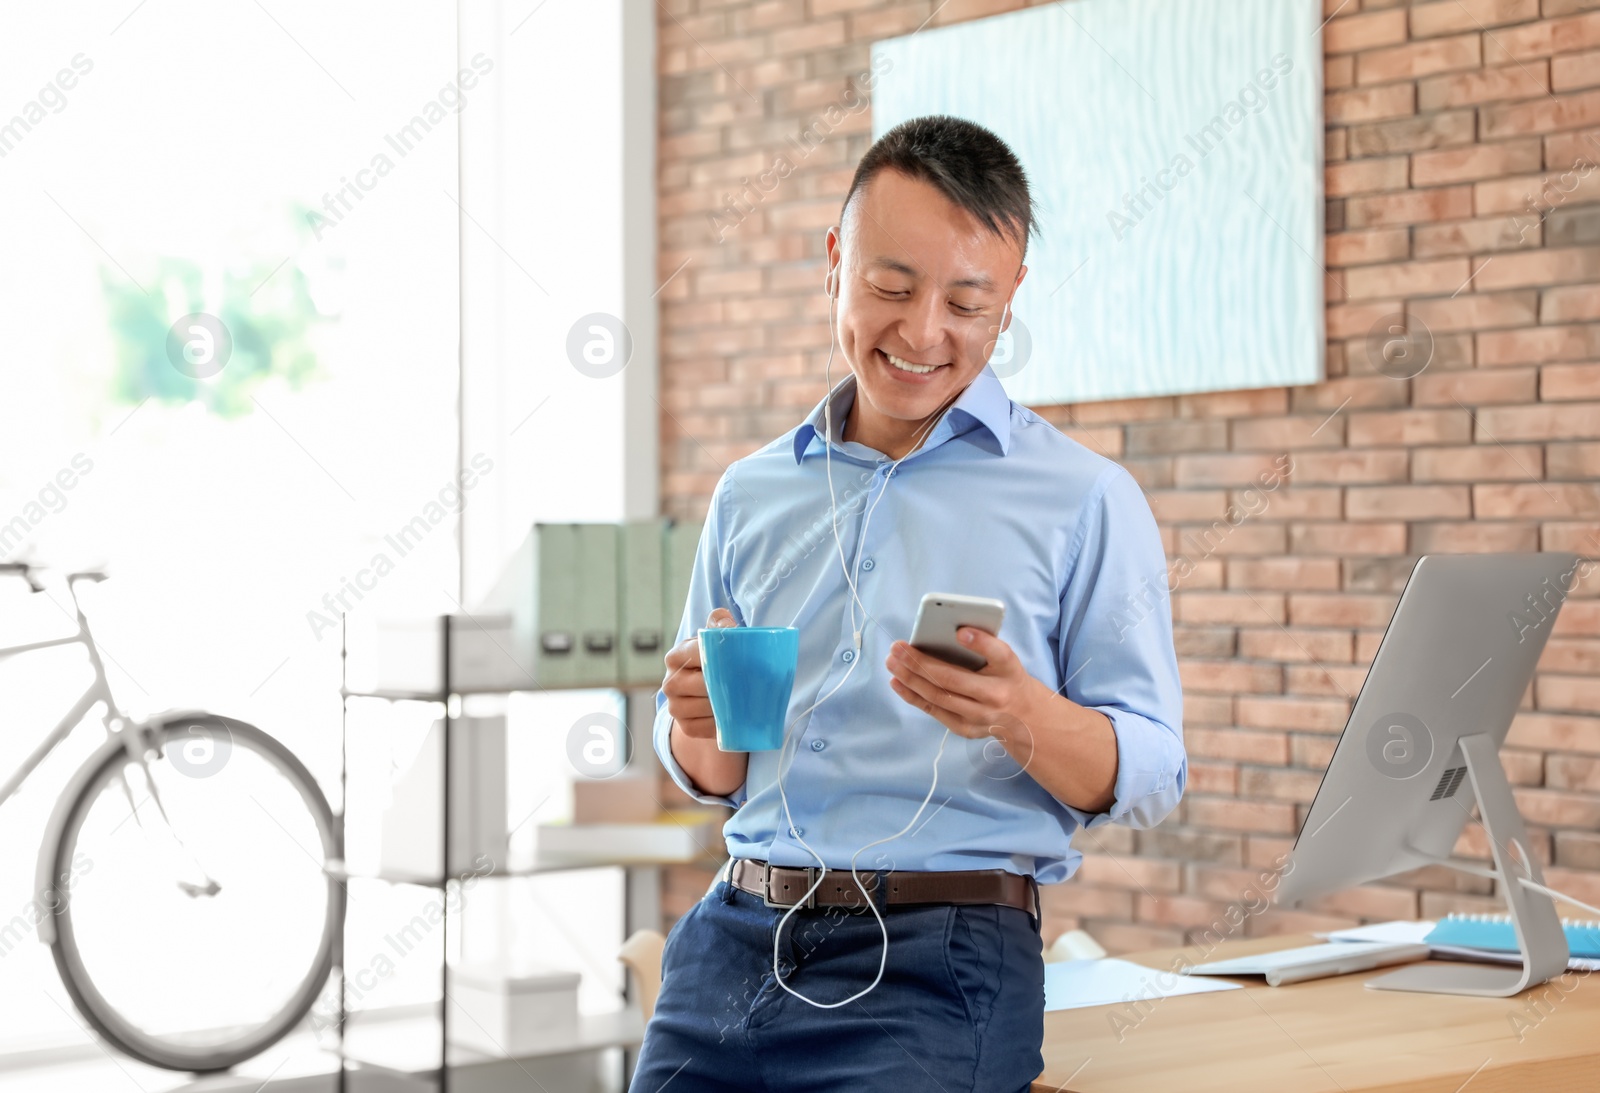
762;864;818;910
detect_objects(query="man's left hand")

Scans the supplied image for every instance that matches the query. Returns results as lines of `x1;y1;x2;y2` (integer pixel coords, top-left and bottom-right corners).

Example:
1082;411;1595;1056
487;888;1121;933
884;628;1043;745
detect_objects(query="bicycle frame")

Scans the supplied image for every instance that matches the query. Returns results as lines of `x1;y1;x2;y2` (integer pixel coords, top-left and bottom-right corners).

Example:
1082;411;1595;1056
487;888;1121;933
0;578;131;811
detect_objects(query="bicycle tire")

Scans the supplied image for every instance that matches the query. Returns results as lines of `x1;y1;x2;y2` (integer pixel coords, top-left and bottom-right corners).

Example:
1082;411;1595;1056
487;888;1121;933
45;714;344;1073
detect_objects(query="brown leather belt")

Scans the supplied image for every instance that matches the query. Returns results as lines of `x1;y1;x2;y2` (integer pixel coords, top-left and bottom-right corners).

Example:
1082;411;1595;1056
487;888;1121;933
728;858;1039;917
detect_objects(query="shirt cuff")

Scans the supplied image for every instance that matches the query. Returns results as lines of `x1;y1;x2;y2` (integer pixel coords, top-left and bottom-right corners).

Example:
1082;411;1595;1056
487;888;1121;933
1061;705;1185;831
652;699;746;809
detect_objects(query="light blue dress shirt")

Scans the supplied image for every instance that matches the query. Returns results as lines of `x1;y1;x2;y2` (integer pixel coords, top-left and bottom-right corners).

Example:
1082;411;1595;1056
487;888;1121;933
652;364;1185;884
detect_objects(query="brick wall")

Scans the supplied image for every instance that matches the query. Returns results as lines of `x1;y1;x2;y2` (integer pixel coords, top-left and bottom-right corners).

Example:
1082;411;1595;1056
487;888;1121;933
653;0;1600;949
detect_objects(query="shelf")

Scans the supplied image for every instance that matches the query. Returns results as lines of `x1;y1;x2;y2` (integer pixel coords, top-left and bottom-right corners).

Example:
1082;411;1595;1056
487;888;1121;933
339;1006;646;1072
341;681;664;702
327;854;721;888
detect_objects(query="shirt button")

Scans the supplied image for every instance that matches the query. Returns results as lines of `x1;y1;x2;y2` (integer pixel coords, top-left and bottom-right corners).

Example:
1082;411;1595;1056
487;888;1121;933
861;558;875;571
842;649;855;662
789;826;804;838
810;739;825;751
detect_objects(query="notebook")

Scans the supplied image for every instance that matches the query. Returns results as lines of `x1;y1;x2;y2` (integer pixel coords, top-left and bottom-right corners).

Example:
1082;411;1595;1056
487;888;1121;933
1425;914;1600;959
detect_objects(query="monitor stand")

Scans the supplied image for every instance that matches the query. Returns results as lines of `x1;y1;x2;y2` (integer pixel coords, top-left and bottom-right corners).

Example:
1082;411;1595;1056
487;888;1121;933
1367;733;1571;997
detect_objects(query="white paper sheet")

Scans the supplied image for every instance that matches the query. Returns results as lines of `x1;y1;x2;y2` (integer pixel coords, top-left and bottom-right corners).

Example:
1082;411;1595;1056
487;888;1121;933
1318;920;1436;945
1044;958;1241;1012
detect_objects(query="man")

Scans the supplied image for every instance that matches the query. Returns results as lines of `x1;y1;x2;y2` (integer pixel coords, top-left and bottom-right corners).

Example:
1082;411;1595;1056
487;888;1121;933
632;115;1185;1092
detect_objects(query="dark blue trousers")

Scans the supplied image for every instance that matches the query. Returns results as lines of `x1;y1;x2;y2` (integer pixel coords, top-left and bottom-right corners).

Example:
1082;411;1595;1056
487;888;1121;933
630;874;1045;1093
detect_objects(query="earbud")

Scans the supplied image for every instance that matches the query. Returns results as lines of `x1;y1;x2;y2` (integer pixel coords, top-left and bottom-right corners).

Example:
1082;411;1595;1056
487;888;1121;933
826;270;837;299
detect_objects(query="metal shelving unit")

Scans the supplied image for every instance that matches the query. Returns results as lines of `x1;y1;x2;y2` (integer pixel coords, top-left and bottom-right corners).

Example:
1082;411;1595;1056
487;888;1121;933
331;614;695;1092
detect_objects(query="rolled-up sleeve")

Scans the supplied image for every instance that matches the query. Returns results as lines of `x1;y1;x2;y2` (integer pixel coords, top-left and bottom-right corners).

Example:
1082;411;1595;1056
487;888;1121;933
1055;466;1186;831
653;471;749;809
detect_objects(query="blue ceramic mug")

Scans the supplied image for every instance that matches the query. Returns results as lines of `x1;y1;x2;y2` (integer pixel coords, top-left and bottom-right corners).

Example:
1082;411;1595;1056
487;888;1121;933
698;626;799;752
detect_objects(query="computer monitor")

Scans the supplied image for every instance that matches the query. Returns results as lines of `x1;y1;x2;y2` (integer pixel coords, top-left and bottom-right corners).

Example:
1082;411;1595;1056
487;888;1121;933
1276;552;1583;997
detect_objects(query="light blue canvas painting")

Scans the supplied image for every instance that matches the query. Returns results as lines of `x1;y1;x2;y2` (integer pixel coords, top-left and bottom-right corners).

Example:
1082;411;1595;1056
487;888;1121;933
871;0;1325;405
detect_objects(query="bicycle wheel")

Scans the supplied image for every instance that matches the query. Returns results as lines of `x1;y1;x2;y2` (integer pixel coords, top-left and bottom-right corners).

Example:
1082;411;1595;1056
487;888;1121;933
46;714;343;1072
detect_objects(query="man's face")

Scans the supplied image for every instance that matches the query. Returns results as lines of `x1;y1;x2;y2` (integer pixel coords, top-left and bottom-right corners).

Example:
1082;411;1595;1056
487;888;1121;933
825;169;1026;429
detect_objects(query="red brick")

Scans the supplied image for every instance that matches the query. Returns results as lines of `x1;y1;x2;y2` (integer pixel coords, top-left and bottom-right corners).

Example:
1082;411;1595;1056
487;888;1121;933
1326;228;1412;266
1187;728;1290;765
1479;323;1600;364
1326;53;1357;91
1230;415;1349;451
1348;113;1478;158
1185;797;1300;835
1177;522;1288;557
1173;452;1296;488
1180;657;1285;695
1347;485;1473;519
1176;592;1286;626
1345;257;1471;299
1476;482;1600;516
1286;663;1370;697
1185;693;1235;726
1475;167;1600;215
1539;673;1600;713
1414;441;1544;481
1176;389;1292;419
1413;216;1542;257
1543;361;1600;398
1508;712;1600;754
1287;593;1401;629
1328;299;1405;339
1345;186;1473;229
1239;766;1326;803
1553;48;1600;91
1225;557;1343;591
1408;290;1540;331
1543;126;1600;168
1475;247;1600;293
1233;487;1343;520
1414;141;1545;186
1348;409;1473;445
1237;695;1353;733
1296;377;1413;415
1417;62;1551;110
1483;89;1600;139
1542;284;1600;322
1409;0;1541;37
1544;521;1600;552
1073;854;1181;893
1478;400;1600;438
1548;441;1600;476
1413;368;1539;404
1289;522;1410;554
1238;627;1355;663
1289;451;1411;485
1326;85;1416;124
1358;35;1483;84
1411;521;1540;552
1325;9;1408;54
1325;157;1412;197
1307;884;1420;922
1485;10;1600;60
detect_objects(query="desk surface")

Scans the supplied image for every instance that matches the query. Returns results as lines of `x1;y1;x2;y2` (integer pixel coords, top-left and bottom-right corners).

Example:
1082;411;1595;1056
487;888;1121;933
1034;933;1600;1093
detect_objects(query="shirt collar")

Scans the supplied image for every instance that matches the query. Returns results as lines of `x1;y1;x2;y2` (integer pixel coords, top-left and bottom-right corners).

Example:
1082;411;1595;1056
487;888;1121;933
792;364;1013;464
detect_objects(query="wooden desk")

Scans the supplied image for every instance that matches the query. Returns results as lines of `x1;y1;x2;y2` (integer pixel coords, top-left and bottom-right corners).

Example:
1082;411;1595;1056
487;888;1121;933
1034;933;1600;1092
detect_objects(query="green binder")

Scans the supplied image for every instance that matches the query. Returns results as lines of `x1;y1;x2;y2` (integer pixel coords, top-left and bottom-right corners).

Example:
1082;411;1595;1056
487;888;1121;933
664;518;704;645
573;523;620;687
619;519;668;687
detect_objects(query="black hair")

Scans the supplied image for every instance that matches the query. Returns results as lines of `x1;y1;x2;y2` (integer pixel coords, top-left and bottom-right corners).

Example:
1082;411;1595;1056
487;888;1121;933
840;114;1038;258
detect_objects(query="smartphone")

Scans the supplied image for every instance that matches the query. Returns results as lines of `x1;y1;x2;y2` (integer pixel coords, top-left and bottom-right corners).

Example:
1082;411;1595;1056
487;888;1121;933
909;592;1006;671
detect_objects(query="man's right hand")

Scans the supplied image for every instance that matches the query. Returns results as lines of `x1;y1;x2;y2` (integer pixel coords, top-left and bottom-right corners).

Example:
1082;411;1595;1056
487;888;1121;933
663;607;738;741
663;608;749;798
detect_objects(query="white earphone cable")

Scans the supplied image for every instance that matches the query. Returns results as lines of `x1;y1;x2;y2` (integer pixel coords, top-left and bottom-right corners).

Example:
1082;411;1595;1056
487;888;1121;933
763;260;1009;1009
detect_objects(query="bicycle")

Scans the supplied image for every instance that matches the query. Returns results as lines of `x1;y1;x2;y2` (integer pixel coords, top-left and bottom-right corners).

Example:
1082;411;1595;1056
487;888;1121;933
0;561;344;1072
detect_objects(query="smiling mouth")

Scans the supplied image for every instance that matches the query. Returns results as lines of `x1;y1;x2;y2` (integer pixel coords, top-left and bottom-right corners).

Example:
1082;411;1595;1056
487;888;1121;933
878;348;948;375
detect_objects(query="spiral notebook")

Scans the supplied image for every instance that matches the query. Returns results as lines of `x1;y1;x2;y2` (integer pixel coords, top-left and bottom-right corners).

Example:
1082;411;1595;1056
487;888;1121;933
1424;914;1600;959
